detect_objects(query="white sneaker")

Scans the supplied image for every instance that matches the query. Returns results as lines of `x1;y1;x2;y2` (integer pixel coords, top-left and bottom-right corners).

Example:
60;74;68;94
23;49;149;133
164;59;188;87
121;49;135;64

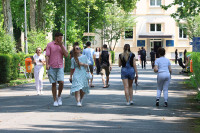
37;91;40;95
77;102;82;107
80;99;83;105
53;101;59;107
57;97;62;106
40;90;43;95
130;101;134;105
126;102;130;106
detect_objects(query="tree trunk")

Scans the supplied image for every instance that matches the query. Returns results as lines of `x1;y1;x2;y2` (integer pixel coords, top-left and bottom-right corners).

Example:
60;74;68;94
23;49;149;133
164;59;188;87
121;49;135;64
2;0;13;37
30;0;36;31
37;0;46;31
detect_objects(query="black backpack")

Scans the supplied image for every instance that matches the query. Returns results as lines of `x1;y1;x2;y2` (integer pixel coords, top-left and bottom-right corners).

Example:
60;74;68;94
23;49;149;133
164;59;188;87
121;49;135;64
140;50;146;58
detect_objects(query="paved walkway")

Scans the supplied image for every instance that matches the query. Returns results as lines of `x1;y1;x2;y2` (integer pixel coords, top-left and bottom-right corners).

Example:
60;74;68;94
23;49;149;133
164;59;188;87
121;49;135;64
0;63;200;133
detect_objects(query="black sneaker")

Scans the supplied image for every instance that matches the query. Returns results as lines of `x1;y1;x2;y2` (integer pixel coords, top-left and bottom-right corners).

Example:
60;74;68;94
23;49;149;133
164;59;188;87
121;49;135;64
164;102;168;107
156;99;159;106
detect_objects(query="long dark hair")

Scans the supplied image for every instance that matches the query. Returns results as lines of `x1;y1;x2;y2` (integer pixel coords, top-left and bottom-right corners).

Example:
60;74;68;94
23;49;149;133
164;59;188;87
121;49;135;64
72;42;80;68
121;44;131;61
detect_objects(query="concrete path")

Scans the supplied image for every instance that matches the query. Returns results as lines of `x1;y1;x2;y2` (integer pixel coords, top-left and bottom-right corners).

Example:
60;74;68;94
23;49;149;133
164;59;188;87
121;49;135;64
0;63;199;133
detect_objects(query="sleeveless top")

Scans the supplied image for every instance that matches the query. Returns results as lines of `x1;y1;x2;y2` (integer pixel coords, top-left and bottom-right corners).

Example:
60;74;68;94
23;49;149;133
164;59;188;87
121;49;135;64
101;50;109;66
119;52;135;67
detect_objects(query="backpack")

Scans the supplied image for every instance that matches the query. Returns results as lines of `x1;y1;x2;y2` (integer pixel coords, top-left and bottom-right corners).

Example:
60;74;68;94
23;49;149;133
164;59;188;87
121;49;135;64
140;50;146;58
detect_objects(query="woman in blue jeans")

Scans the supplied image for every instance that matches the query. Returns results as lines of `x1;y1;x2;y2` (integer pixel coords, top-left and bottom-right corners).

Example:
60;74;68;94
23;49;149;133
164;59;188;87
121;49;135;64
154;47;172;107
118;44;138;105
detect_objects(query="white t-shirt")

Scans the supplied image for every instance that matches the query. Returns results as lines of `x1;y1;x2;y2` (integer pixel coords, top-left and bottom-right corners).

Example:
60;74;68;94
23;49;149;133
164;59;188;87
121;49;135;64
155;57;171;73
33;54;45;66
94;52;100;59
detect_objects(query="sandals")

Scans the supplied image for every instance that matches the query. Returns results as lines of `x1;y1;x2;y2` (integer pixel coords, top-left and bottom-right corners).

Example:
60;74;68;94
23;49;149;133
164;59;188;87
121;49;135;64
103;84;110;88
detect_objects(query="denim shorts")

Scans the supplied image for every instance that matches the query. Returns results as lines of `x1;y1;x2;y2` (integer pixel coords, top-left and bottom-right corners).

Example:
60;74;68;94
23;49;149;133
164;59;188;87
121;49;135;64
48;67;64;83
121;67;135;80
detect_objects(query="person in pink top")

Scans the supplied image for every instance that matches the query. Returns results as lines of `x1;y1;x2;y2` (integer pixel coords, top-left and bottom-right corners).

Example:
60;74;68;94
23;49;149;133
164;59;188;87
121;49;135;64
46;32;68;107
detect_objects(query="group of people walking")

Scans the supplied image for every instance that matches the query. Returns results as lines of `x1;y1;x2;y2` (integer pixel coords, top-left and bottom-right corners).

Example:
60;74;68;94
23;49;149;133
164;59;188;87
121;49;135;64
32;32;172;108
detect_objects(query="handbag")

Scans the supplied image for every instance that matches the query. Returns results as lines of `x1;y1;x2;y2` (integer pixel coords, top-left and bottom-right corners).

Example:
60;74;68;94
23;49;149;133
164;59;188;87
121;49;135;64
86;66;92;80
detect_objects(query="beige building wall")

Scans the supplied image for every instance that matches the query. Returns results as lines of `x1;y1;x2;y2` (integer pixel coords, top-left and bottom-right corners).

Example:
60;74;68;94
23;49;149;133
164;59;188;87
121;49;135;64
93;0;192;60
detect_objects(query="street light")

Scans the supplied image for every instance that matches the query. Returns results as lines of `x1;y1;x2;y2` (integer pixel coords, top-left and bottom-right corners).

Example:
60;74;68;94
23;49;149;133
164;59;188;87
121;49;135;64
88;4;90;41
65;0;67;48
24;0;28;54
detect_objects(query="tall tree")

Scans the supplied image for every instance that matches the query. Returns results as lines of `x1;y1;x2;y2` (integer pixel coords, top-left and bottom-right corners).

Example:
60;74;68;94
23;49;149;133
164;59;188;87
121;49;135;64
2;0;13;37
37;0;46;31
162;0;200;21
30;0;36;31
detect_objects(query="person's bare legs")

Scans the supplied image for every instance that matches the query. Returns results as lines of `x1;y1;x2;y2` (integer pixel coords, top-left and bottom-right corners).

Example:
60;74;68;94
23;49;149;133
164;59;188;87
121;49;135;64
80;90;85;100
102;74;106;87
52;83;57;101
128;79;133;101
106;76;109;86
75;91;81;102
89;72;94;87
58;81;64;97
122;79;129;102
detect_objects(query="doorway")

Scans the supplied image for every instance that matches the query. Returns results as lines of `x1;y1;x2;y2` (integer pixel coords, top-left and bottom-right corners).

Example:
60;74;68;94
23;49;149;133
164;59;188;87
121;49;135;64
150;39;163;58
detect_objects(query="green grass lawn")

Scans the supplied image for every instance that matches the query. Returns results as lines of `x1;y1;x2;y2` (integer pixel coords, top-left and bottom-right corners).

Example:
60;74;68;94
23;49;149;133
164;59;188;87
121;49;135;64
0;73;35;89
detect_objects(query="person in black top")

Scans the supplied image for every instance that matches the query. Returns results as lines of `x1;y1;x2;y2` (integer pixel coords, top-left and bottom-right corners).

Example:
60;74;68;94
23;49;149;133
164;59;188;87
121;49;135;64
150;48;156;69
140;47;146;69
118;44;138;105
184;49;187;64
99;44;112;88
175;49;178;65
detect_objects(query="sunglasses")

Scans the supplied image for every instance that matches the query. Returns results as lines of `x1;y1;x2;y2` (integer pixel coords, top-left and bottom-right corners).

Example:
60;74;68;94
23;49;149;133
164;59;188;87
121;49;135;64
76;47;81;50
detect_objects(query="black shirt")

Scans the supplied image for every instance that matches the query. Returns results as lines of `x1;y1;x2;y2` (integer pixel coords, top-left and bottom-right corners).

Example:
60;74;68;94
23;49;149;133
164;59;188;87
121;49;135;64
119;52;135;67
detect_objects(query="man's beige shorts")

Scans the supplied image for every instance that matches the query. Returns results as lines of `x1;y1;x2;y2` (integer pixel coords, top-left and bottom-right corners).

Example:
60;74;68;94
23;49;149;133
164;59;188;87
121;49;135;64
100;65;110;77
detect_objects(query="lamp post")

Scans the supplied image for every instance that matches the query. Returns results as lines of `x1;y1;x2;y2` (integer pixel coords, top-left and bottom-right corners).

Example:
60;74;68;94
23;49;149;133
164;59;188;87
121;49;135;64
88;5;90;41
24;0;28;54
65;0;67;48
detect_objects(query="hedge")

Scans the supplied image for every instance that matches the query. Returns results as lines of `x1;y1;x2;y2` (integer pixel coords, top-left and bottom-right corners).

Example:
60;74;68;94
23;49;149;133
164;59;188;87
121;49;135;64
190;52;200;89
110;51;115;64
0;54;12;83
0;53;35;84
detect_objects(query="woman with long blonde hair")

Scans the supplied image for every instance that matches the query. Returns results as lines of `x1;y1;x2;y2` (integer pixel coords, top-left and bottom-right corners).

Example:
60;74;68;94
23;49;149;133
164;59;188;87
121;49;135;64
118;44;138;105
69;42;90;107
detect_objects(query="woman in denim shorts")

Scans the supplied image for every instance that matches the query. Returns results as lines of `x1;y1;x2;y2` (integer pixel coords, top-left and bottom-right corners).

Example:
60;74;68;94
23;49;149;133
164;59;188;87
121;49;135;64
118;44;138;105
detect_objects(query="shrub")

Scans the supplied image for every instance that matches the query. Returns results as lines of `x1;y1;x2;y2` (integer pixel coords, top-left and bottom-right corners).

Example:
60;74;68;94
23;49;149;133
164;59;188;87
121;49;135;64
64;52;71;73
10;54;21;80
0;54;12;83
27;31;49;54
191;52;200;90
110;51;115;64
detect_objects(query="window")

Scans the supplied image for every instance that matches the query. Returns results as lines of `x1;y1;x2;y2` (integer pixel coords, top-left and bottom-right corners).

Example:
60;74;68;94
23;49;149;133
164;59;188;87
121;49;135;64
179;27;187;38
125;29;133;39
150;24;162;32
150;0;161;6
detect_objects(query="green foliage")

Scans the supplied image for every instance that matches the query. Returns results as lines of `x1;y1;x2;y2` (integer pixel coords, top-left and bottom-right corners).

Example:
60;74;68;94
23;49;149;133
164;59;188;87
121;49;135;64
64;52;71;73
100;2;136;51
179;16;200;39
190;52;200;89
10;54;21;80
27;31;49;54
196;91;200;101
161;0;200;20
0;54;12;83
110;51;115;64
0;22;16;54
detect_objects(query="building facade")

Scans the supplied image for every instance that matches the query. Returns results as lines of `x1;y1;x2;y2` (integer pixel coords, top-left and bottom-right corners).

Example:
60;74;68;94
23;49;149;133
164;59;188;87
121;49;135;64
93;0;192;60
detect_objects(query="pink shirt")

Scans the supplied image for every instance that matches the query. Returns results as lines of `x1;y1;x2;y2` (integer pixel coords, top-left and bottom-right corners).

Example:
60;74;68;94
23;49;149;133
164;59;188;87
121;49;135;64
46;41;66;68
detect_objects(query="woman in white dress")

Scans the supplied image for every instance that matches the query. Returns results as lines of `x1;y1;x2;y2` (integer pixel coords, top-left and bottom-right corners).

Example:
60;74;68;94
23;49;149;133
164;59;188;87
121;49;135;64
32;47;46;95
94;47;101;75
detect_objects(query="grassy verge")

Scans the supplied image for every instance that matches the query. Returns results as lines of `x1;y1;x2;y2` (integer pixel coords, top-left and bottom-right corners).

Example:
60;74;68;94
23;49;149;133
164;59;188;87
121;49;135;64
0;73;35;89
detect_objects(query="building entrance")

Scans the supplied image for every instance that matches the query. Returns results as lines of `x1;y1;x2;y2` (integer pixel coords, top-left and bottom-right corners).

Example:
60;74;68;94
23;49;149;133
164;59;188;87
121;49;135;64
150;39;163;58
